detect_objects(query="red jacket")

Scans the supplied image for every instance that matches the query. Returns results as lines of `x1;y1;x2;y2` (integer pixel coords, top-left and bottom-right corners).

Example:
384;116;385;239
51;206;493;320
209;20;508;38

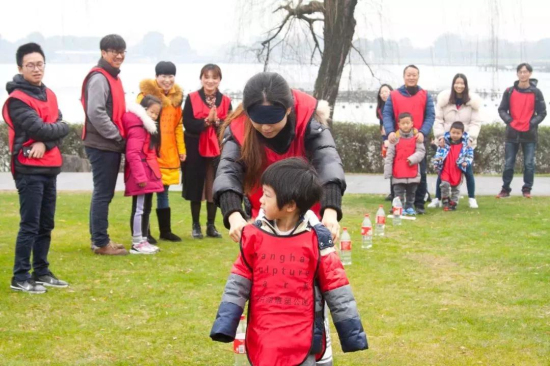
122;103;164;196
210;220;368;365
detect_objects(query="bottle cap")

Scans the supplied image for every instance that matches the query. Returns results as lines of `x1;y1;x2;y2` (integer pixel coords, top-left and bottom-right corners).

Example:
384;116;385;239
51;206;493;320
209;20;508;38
364;214;369;217
343;227;348;230
240;315;246;320
379;204;383;207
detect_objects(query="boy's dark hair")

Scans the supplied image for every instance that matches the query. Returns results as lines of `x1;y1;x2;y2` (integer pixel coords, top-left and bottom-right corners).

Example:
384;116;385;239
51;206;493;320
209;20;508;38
403;65;419;75
450;121;465;132
398;112;413;121
517;62;533;73
100;34;126;51
16;43;45;67
261;158;322;215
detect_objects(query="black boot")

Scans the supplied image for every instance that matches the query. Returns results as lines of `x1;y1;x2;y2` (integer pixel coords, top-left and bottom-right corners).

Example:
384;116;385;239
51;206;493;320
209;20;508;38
207;224;222;238
147;228;158;244
192;222;203;239
205;202;221;238
156;207;182;242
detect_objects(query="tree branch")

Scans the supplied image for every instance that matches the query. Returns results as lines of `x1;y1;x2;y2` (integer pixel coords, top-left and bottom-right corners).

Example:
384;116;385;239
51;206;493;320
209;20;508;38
350;43;380;81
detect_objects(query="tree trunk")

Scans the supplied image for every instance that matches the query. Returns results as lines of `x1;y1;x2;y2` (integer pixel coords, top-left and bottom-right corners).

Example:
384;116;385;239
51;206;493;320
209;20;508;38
313;0;358;127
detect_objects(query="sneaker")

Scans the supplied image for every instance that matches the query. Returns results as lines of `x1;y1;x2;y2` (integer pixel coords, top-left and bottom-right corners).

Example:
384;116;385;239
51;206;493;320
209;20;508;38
449;201;457;211
10;278;47;294
496;189;510;199
404;208;416;216
442;197;450;211
94;241;129;256
415;206;426;215
522;190;531;198
33;272;69;288
130;241;159;255
469;198;479;208
428;198;441;208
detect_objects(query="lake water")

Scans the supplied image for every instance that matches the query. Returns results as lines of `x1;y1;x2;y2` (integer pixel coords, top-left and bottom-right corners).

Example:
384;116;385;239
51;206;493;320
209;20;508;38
1;63;549;126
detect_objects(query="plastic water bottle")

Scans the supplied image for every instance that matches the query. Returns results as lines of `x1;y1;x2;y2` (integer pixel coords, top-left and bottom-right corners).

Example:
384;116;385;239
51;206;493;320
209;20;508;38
340;228;352;265
234;314;247;365
392;197;403;226
361;214;373;249
375;205;386;237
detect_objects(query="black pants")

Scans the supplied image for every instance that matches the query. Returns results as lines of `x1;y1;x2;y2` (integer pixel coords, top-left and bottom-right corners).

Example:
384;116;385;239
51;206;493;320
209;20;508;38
86;146;121;247
131;194;153;240
414;157;427;209
13;174;57;282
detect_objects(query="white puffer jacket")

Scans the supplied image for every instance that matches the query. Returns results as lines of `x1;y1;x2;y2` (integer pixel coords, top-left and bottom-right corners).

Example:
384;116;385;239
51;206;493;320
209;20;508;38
434;89;482;148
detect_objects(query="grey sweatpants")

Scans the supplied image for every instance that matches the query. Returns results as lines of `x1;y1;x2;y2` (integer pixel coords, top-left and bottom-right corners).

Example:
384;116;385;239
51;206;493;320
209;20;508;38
393;183;418;210
440;181;461;202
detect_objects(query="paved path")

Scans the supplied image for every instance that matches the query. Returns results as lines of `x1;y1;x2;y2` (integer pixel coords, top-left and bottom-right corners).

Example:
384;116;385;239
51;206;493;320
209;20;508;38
1;172;549;196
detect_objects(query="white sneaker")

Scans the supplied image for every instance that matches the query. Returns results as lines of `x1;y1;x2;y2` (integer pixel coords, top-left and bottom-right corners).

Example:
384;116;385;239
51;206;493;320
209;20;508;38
469;198;479;208
428;198;440;208
130;241;159;254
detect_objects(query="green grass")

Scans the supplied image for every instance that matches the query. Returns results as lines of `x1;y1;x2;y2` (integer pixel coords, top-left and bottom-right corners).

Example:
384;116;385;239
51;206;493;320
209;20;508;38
0;192;549;365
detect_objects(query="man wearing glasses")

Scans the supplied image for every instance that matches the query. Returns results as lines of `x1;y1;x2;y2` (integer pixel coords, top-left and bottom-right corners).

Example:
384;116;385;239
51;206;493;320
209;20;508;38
3;43;69;293
81;34;128;255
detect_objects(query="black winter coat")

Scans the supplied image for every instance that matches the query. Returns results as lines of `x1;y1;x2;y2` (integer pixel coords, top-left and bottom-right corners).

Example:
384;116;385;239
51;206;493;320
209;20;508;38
498;79;547;143
213;111;346;228
5;74;69;176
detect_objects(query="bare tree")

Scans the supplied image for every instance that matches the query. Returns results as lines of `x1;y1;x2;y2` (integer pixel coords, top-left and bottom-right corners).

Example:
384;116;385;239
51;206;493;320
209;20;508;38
238;0;360;125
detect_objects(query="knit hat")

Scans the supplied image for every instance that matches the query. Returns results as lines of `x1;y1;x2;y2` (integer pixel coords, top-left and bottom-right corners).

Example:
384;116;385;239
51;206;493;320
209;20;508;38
155;61;176;76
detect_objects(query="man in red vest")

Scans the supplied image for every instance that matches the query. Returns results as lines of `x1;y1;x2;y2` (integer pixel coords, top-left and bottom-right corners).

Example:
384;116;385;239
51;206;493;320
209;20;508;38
497;63;546;198
382;65;435;214
81;34;128;255
3;43;69;293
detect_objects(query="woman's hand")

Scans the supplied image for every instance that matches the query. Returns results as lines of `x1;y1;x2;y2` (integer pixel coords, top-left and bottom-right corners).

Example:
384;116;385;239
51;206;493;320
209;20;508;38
208;106;217;123
228;211;248;243
28;142;46;159
179;154;187;162
322;208;340;242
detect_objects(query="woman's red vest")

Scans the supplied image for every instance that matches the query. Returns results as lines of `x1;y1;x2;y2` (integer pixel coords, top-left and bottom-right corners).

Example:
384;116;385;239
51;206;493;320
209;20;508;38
391;89;427;130
81;67;126;139
189;91;231;158
230;90;319;218
392;137;418;179
2;89;62;175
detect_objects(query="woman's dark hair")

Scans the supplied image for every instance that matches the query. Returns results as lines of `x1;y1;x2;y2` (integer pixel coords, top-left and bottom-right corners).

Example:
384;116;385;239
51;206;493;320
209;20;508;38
376;84;393;119
140;95;162;151
100;34;126;51
16;43;45;67
449;73;470;105
220;72;295;193
450;121;465;132
517;63;533;73
261;158;322;215
200;64;222;80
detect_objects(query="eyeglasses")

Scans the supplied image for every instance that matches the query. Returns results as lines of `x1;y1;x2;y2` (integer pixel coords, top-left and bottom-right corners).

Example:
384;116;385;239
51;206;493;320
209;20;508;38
107;49;127;57
24;62;45;71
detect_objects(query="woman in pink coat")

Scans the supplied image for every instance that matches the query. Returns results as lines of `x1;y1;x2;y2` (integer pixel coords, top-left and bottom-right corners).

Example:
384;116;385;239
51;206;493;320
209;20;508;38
123;95;165;254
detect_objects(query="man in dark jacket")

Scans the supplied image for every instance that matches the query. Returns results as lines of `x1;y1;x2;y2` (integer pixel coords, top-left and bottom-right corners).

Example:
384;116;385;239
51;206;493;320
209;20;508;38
383;65;435;214
2;43;69;293
81;34;128;255
497;63;547;198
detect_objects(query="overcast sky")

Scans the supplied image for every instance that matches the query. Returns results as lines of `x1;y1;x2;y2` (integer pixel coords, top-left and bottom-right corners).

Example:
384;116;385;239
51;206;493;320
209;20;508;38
0;0;548;54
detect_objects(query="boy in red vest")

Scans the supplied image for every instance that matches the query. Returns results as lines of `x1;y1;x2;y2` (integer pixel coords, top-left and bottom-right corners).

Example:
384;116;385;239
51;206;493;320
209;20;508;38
210;158;367;366
2;43;69;293
384;112;426;215
432;122;474;211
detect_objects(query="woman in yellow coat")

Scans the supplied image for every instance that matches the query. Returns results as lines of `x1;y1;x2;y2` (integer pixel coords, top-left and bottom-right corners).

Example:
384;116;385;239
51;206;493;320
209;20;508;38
137;61;185;243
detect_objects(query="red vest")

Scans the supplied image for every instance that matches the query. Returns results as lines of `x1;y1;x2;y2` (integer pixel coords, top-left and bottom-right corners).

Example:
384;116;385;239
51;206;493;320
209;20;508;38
391;89;427;130
239;225;320;366
441;144;463;186
189;91;231;158
392;137;418;179
231;90;319;218
509;89;535;132
81;67;126;139
2;89;62;175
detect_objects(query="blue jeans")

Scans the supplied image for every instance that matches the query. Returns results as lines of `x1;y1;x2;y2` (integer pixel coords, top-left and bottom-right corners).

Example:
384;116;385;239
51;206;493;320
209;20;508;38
85;146;121;247
435;164;476;199
157;185;170;209
13;174;57;281
502;141;536;192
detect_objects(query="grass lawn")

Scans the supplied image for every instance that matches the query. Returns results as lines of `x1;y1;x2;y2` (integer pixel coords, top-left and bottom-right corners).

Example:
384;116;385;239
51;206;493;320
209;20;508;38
0;192;548;366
